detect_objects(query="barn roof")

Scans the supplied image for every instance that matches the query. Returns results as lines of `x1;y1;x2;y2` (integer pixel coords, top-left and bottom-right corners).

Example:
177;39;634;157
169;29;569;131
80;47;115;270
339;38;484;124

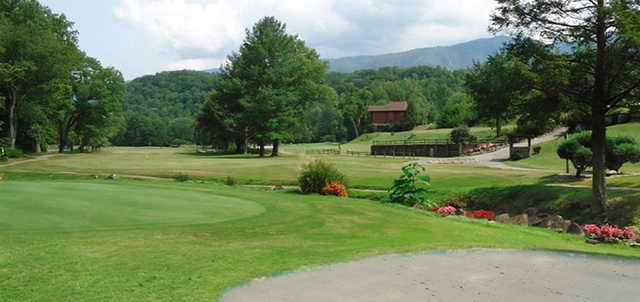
367;101;408;112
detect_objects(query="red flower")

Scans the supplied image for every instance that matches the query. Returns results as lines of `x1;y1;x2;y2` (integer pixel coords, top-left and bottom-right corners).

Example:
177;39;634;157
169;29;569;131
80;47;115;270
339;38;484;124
583;224;601;237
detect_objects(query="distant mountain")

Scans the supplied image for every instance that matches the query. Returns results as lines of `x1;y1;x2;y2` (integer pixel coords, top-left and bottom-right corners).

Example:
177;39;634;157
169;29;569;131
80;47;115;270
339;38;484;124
326;36;511;73
202;68;220;73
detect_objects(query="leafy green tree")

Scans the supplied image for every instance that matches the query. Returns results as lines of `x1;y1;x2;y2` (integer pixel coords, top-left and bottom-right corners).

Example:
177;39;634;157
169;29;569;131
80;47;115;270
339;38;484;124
466;51;525;136
198;17;330;156
558;139;592;177
0;0;79;149
55;56;125;152
491;0;640;212
435;95;476;128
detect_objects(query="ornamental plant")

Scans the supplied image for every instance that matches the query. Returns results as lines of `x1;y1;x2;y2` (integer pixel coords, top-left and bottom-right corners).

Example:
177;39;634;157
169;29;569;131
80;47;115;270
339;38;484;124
465;210;495;221
583;223;635;243
299;160;346;194
388;163;435;208
434;206;457;217
322;182;348;197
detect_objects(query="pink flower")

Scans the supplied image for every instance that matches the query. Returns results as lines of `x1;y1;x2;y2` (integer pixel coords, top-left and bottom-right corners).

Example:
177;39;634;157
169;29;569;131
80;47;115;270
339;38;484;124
436;206;457;217
583;224;601;237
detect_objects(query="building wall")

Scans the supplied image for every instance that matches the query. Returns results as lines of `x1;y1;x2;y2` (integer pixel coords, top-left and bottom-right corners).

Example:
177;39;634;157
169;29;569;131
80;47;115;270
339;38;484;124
371;111;404;125
371;143;476;157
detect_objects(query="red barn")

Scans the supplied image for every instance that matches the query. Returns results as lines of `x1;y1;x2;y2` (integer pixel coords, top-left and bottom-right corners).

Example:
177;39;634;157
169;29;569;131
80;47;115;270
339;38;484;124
368;101;408;126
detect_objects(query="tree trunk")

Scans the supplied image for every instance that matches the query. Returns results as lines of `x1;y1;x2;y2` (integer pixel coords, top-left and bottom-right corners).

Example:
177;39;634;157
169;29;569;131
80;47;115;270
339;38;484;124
271;139;280;157
495;117;502;137
591;0;607;214
350;117;359;138
34;137;41;153
58;128;67;153
7;89;17;149
259;140;265;157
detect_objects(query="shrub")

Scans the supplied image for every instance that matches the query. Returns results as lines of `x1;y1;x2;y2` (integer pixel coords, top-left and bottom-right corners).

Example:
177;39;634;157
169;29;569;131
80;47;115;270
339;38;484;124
450;126;477;144
174;173;190;182
5;148;24;158
607;142;640;173
465;210;496;221
388;163;435;208
225;176;237;186
445;194;474;209
558;132;640;175
533;146;541;154
557;139;592;177
435;206;457;216
321;182;348;197
584;223;635;243
0;147;7;162
298;160;346;194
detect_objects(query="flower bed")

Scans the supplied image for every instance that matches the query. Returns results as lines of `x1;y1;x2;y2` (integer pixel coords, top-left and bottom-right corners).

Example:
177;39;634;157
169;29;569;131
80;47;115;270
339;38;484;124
465;210;495;221
433;206;457;217
321;182;348;197
583;223;635;244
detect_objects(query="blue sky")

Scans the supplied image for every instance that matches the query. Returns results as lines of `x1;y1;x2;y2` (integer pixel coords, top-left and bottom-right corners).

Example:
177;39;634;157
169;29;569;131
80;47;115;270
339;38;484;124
41;0;497;80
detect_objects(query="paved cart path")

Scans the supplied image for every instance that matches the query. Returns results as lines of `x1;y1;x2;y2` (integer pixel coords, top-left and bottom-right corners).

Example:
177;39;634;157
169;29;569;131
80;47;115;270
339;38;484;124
222;249;640;302
411;128;567;170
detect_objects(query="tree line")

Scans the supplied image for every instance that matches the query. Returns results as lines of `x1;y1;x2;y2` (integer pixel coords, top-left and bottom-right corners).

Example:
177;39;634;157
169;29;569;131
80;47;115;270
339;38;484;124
1;0;124;153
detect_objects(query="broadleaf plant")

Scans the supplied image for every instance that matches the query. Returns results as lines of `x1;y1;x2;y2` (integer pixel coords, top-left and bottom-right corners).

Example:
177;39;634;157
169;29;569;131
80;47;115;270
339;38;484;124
388;163;434;208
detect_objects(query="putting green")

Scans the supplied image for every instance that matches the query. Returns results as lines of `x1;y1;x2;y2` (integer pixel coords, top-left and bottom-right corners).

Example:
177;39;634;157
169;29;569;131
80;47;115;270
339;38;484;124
0;181;265;231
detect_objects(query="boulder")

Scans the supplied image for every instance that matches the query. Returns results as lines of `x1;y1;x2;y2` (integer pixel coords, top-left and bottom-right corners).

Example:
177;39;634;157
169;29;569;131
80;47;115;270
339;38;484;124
567;222;584;236
586;239;600;245
540;215;571;232
630;242;640;248
274;185;285;190
512;214;529;226
496;214;511;224
107;174;119;180
528;215;544;226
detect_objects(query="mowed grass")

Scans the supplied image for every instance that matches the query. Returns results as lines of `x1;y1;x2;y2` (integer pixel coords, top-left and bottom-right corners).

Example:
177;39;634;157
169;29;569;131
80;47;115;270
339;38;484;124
2;146;548;197
1;178;638;301
507;123;640;173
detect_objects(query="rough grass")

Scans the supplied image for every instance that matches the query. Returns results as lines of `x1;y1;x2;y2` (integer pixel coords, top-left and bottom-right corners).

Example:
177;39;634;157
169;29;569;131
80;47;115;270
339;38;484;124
0;177;638;302
507;123;640;172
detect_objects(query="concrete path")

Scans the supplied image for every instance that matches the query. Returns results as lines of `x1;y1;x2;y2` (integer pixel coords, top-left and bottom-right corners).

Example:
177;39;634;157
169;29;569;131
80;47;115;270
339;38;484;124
222;249;640;302
413;128;567;170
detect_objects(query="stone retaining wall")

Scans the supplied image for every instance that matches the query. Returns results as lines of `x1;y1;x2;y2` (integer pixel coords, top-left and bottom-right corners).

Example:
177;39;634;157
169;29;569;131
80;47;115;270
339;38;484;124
371;143;475;157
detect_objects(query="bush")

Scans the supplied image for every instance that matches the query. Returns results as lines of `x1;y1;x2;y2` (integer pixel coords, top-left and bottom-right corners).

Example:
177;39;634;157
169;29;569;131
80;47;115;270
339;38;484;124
321;182;348;197
225;176;237;186
607;141;640;173
0;147;7;162
298;160;346;194
434;206;457;216
174;173;190;182
558;132;640;175
465;210;496;221
557;139;592;176
450;126;477;144
388;163;435;208
533;146;541;154
584;223;635;243
5;148;24;158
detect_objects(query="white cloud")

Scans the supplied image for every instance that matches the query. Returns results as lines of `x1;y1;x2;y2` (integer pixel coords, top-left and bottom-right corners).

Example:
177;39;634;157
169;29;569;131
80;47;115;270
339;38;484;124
114;0;498;71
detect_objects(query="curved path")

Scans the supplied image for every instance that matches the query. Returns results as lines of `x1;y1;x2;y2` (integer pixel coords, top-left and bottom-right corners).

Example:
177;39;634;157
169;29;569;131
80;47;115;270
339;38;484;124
412;128;567;170
0;154;57;168
222;249;640;302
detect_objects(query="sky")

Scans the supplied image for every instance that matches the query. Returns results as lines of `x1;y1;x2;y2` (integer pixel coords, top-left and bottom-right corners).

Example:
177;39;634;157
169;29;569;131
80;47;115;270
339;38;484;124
40;0;498;80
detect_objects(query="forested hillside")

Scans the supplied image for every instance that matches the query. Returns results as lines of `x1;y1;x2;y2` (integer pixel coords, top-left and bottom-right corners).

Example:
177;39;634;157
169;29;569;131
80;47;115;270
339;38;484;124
112;70;219;146
326;36;511;73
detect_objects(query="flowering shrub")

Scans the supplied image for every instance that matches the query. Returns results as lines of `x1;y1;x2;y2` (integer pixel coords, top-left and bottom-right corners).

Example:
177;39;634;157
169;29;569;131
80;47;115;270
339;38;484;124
434;206;457;217
584;223;635;243
465;210;495;221
321;182;348;197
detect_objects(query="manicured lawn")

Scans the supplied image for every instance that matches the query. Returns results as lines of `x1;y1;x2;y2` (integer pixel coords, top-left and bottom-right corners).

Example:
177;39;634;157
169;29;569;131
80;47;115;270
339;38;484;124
0;178;637;301
507;123;640;172
1;146;547;195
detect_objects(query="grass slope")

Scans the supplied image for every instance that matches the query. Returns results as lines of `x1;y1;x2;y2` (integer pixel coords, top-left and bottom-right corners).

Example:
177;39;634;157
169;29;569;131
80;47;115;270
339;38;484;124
0;178;637;301
507;123;640;173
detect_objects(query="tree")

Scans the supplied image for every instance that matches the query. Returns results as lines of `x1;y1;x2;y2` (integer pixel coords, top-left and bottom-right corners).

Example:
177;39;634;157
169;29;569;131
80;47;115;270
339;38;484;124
491;0;640;213
55;56;125;152
466;52;525;136
198;17;330;157
0;0;79;149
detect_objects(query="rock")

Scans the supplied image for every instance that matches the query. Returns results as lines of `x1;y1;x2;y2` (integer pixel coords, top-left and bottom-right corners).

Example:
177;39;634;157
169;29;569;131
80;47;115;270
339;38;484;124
496;214;511;224
586;239;600;245
412;203;426;211
456;208;466;216
630;242;640;248
524;207;538;217
567;222;584;236
107;174;119;180
512;214;529;226
274;185;284;190
529;215;544;226
540;215;571;232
